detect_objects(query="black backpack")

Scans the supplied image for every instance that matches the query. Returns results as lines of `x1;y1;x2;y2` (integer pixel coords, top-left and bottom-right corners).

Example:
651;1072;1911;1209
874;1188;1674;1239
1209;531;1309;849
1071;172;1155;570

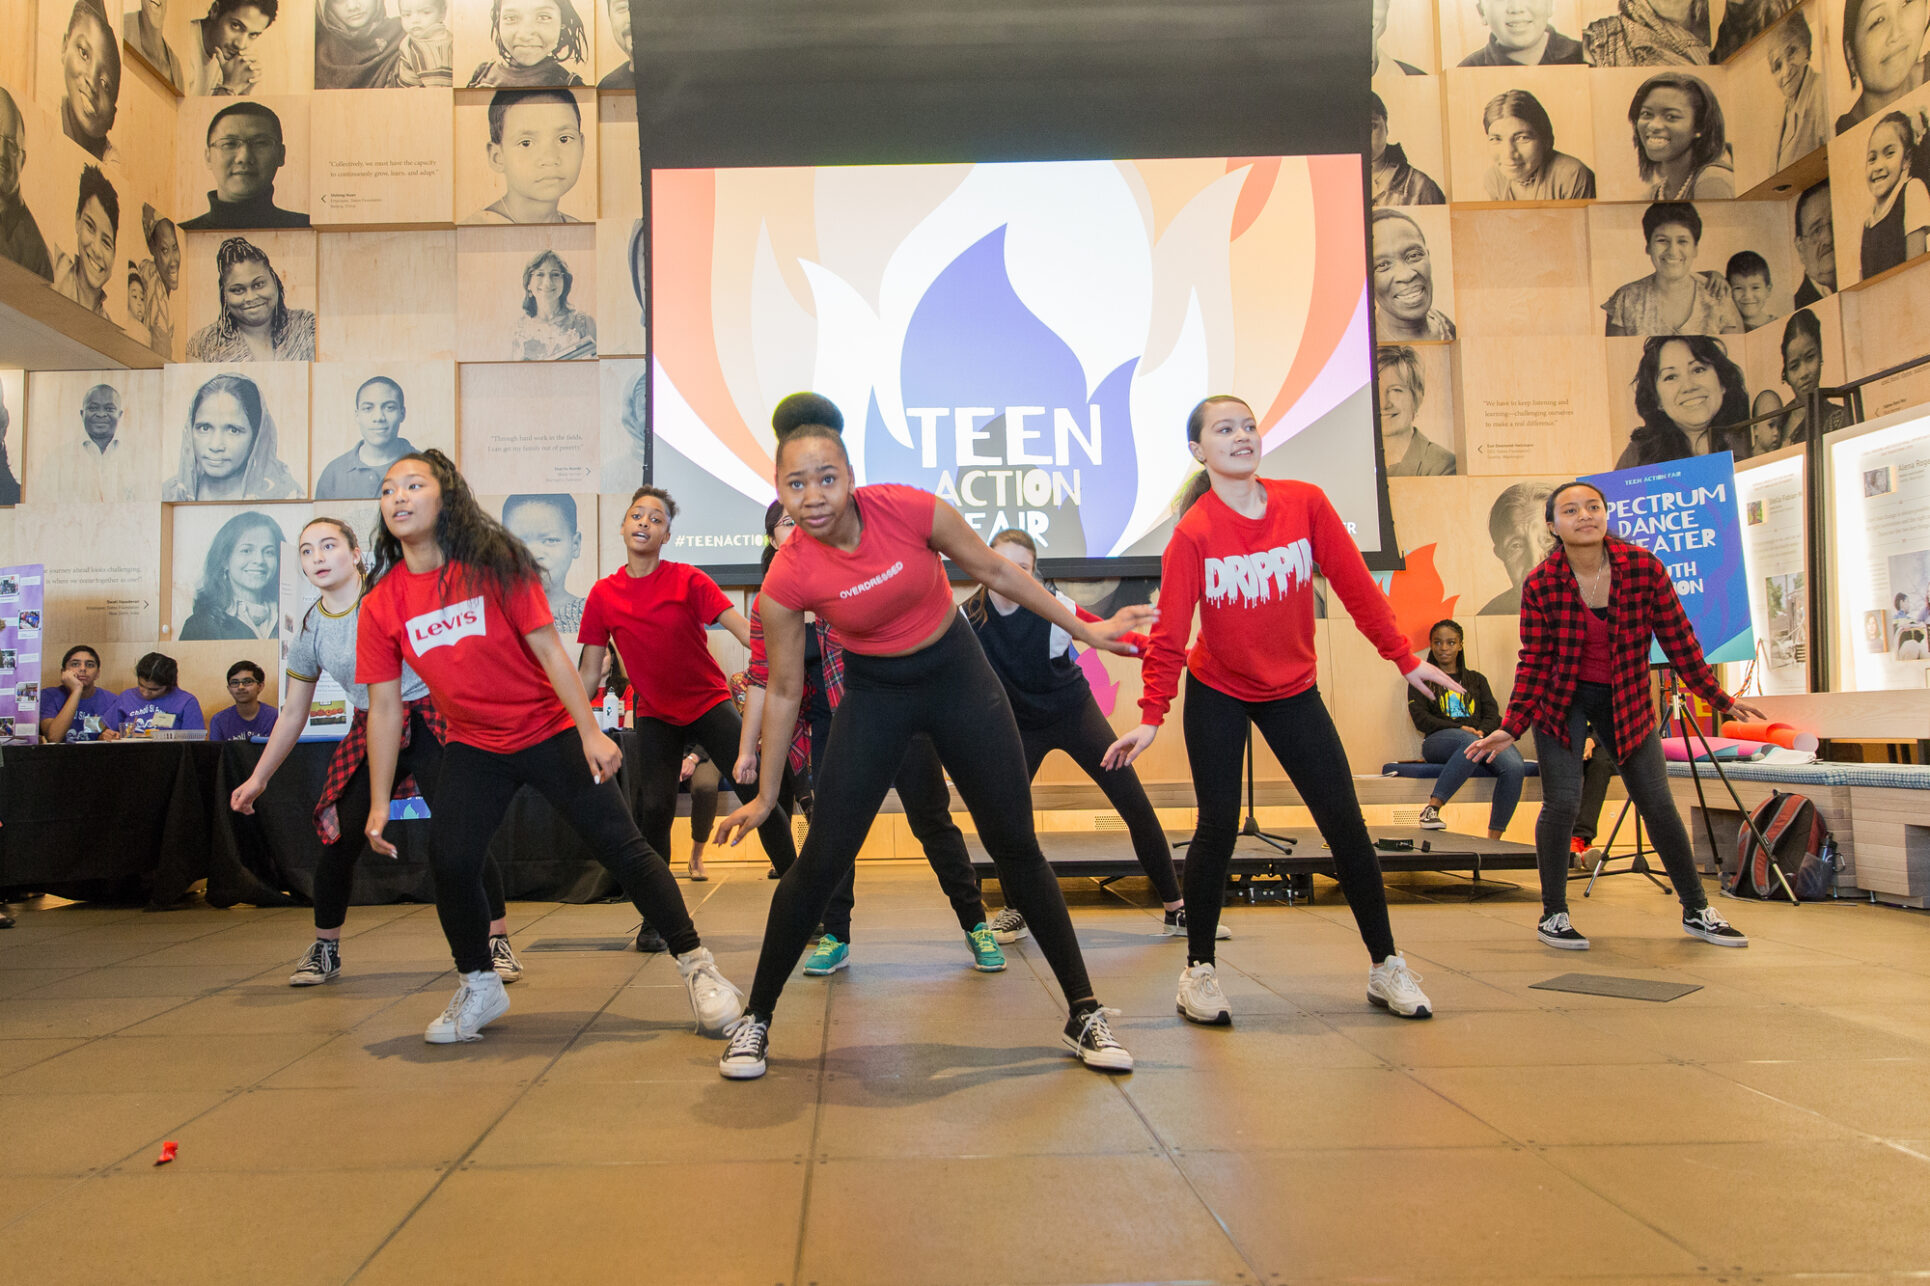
1727;791;1835;901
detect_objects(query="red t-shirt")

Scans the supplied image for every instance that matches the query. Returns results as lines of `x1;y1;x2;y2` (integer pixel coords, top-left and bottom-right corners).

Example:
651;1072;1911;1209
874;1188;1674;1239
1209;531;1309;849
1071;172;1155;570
1139;479;1419;726
579;560;734;725
357;564;574;753
761;484;957;654
1578;606;1613;684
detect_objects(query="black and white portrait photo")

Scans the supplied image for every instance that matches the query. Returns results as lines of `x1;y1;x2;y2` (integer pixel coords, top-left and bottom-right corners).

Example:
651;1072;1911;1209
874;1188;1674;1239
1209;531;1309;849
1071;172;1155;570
180;99;309;231
136;206;181;359
1792;179;1837;304
599;359;647;492
125;0;186;89
509;247;596;360
1373;0;1434;76
1827;87;1930;287
457;0;593;88
0;85;54;282
185;235;317;362
1747;306;1851;452
314;0;453;88
52;164;119;322
310;362;456;499
1447;72;1596;201
1616;334;1754;467
25;370;160;503
0;372;22;506
1450;0;1585;65
53;0;121;163
1582;0;1712;66
1377;345;1457;476
177;507;284;640
1599;202;1746;336
1371;207;1456;342
461;88;591;225
1372;89;1447;205
162;367;306;501
1829;0;1930;135
1620;70;1737;201
1479;479;1558;614
494;492;592;635
597;0;631;87
186;0;285;97
1768;10;1827;170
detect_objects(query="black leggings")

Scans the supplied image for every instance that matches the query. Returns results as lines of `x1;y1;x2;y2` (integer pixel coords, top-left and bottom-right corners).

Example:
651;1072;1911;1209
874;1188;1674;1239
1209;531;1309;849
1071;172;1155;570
747;613;1095;1019
312;710;507;932
1181;674;1397;965
1021;696;1181;904
634;700;796;873
432;729;697;974
821;733;985;941
687;757;721;845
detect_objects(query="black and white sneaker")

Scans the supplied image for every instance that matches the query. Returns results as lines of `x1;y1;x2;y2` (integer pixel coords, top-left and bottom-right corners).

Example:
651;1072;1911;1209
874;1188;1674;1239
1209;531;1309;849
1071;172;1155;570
1062;1006;1134;1071
288;939;341;986
1161;906;1231;940
719;1014;770;1079
1536;911;1590;951
634;921;668;954
1417;804;1447;830
988;906;1029;944
489;934;524;983
1683;907;1749;947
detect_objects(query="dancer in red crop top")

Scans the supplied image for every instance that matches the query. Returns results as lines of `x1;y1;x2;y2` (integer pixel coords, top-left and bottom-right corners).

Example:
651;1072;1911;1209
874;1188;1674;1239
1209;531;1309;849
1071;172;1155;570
357;450;745;1044
1104;395;1463;1027
711;416;1154;1080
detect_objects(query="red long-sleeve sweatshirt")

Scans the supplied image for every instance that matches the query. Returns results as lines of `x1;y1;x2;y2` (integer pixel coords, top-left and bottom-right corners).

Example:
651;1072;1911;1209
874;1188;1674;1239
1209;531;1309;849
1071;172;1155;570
1138;479;1419;726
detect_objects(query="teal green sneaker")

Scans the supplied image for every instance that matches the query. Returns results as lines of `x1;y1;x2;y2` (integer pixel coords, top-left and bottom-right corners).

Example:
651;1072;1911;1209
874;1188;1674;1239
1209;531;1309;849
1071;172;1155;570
803;934;849;976
966;923;1006;972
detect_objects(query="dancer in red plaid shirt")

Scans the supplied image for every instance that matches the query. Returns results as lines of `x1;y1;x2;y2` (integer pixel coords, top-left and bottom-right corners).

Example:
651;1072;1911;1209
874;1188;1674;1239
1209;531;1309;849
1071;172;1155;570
229;517;524;990
1467;480;1762;950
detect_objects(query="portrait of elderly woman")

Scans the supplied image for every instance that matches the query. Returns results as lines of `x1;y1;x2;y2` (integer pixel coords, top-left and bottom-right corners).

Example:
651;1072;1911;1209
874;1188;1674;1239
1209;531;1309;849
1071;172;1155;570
58;0;120;162
1617;334;1752;468
509;247;596;360
162;371;301;501
186;237;316;362
1480;89;1595;201
1377;346;1455;476
1371;210;1455;342
181;509;282;640
1602;202;1744;337
1627;72;1733;199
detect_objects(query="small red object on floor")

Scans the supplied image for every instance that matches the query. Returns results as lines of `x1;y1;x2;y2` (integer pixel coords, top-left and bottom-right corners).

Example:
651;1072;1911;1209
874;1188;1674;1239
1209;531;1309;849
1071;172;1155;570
155;1141;178;1166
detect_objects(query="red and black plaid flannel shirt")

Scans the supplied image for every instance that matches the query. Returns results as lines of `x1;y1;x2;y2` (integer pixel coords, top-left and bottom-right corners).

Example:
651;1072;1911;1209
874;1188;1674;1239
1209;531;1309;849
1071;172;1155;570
744;596;844;774
1500;535;1732;758
313;696;449;843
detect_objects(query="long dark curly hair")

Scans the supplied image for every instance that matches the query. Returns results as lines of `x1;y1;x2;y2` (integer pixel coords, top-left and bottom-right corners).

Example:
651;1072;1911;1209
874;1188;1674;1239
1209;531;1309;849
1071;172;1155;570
367;448;543;604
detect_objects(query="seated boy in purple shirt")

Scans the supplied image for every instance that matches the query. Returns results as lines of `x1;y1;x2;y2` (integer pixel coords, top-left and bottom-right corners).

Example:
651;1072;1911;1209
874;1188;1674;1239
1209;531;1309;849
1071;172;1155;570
106;652;205;736
208;659;278;741
38;644;118;742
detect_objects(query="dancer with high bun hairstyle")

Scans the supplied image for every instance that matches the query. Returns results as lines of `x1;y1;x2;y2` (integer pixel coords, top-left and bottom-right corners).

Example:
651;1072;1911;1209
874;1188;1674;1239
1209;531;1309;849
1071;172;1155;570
1104;396;1461;1027
713;401;1152;1080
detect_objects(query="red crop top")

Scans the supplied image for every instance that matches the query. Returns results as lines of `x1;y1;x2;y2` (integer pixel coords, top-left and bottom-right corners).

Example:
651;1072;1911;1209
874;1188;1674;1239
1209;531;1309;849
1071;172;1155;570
760;484;957;654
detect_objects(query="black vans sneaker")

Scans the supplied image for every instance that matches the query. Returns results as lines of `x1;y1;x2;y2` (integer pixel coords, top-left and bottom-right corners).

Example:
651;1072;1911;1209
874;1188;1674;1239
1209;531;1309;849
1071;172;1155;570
1536;911;1590;950
1683;907;1748;947
634;921;668;953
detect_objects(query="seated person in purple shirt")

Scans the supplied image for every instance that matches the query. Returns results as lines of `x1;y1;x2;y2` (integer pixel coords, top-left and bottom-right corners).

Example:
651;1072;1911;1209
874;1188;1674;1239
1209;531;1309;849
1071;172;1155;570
106;651;206;736
38;643;118;742
208;658;278;740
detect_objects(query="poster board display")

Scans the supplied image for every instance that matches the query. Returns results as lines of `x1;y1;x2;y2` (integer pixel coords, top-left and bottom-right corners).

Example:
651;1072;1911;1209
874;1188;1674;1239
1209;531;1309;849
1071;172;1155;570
1828;408;1930;691
1735;445;1810;694
0;564;46;743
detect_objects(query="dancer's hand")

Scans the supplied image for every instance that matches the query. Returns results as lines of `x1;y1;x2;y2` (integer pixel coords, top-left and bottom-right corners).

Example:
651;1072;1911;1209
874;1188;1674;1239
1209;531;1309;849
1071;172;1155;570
1082;604;1158;655
1404;659;1465;699
680;753;698;781
583;729;623;784
1727;700;1769;723
1102;723;1157;771
1465;729;1515;763
733;750;758;785
229;776;265;815
367;819;398;859
715;798;773;847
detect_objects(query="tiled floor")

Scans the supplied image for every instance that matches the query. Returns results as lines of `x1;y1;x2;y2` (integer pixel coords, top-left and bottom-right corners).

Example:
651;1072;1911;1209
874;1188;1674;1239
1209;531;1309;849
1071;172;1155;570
3;862;1929;1285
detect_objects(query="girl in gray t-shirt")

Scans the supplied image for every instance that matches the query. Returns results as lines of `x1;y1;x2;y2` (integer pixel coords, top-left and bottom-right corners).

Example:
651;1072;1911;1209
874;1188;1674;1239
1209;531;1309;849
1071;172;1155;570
228;517;524;988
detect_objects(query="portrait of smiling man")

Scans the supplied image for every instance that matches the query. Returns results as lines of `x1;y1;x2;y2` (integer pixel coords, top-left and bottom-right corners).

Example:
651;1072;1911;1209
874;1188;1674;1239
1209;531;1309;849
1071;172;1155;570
63;381;146;501
316;376;420;500
182;101;309;230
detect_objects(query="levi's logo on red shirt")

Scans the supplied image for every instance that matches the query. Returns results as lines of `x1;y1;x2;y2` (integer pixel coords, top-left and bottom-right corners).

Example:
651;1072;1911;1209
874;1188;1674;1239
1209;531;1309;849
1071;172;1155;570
1204;540;1312;607
406;595;487;653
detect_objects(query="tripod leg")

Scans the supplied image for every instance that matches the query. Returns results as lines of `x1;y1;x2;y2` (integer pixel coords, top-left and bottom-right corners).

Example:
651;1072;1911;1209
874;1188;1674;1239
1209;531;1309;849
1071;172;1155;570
1678;693;1801;907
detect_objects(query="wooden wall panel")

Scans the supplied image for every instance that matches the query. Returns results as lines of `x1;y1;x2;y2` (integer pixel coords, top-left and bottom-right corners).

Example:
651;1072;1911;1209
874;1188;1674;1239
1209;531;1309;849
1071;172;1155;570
594;213;642;355
1841;263;1930;416
481;490;598;628
1372;202;1458;343
166;499;310;641
1586;199;1792;334
457;358;597;492
308;87;454;226
1449;206;1594;335
596;355;645;492
1826;78;1930;290
1373;0;1439;78
165;0;314;95
14;500;162;646
1459;334;1611;474
1435;0;1585;68
1727;2;1832;188
315;228;458;361
1379;340;1460;475
595;90;637;216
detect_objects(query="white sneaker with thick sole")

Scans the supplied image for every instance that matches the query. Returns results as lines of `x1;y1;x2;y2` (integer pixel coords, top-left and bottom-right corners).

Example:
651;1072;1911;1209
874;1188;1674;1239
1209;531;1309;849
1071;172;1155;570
424;970;510;1044
1366;953;1433;1019
677;946;747;1032
1176;961;1232;1025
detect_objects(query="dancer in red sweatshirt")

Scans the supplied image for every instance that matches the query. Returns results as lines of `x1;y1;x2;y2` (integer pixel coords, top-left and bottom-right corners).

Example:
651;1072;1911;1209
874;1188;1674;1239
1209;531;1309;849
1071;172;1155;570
1104;395;1462;1026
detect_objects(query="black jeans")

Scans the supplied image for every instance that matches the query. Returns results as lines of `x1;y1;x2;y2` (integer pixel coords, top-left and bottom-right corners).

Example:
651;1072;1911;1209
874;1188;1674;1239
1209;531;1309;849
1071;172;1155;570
1532;682;1707;917
313;709;506;932
634;700;796;874
821;733;985;941
1021;696;1181;904
1181;675;1397;965
432;729;698;974
747;614;1095;1019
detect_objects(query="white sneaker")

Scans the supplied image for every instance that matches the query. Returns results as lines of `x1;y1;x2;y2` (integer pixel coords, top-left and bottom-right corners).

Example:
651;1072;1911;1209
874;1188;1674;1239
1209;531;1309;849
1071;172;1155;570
424;970;510;1044
488;934;524;983
1176;961;1232;1025
1366;953;1433;1020
988;905;1030;944
677;946;747;1033
1417;804;1447;830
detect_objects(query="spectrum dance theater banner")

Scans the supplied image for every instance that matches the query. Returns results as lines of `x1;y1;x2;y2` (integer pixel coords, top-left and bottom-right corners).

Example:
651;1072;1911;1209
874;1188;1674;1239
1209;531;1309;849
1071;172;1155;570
0;565;47;744
1586;453;1754;664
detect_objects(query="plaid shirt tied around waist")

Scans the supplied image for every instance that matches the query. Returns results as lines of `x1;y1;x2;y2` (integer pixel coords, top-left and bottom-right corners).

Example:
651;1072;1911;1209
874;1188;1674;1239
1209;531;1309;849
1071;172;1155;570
1500;536;1732;759
745;602;844;775
313;696;449;843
